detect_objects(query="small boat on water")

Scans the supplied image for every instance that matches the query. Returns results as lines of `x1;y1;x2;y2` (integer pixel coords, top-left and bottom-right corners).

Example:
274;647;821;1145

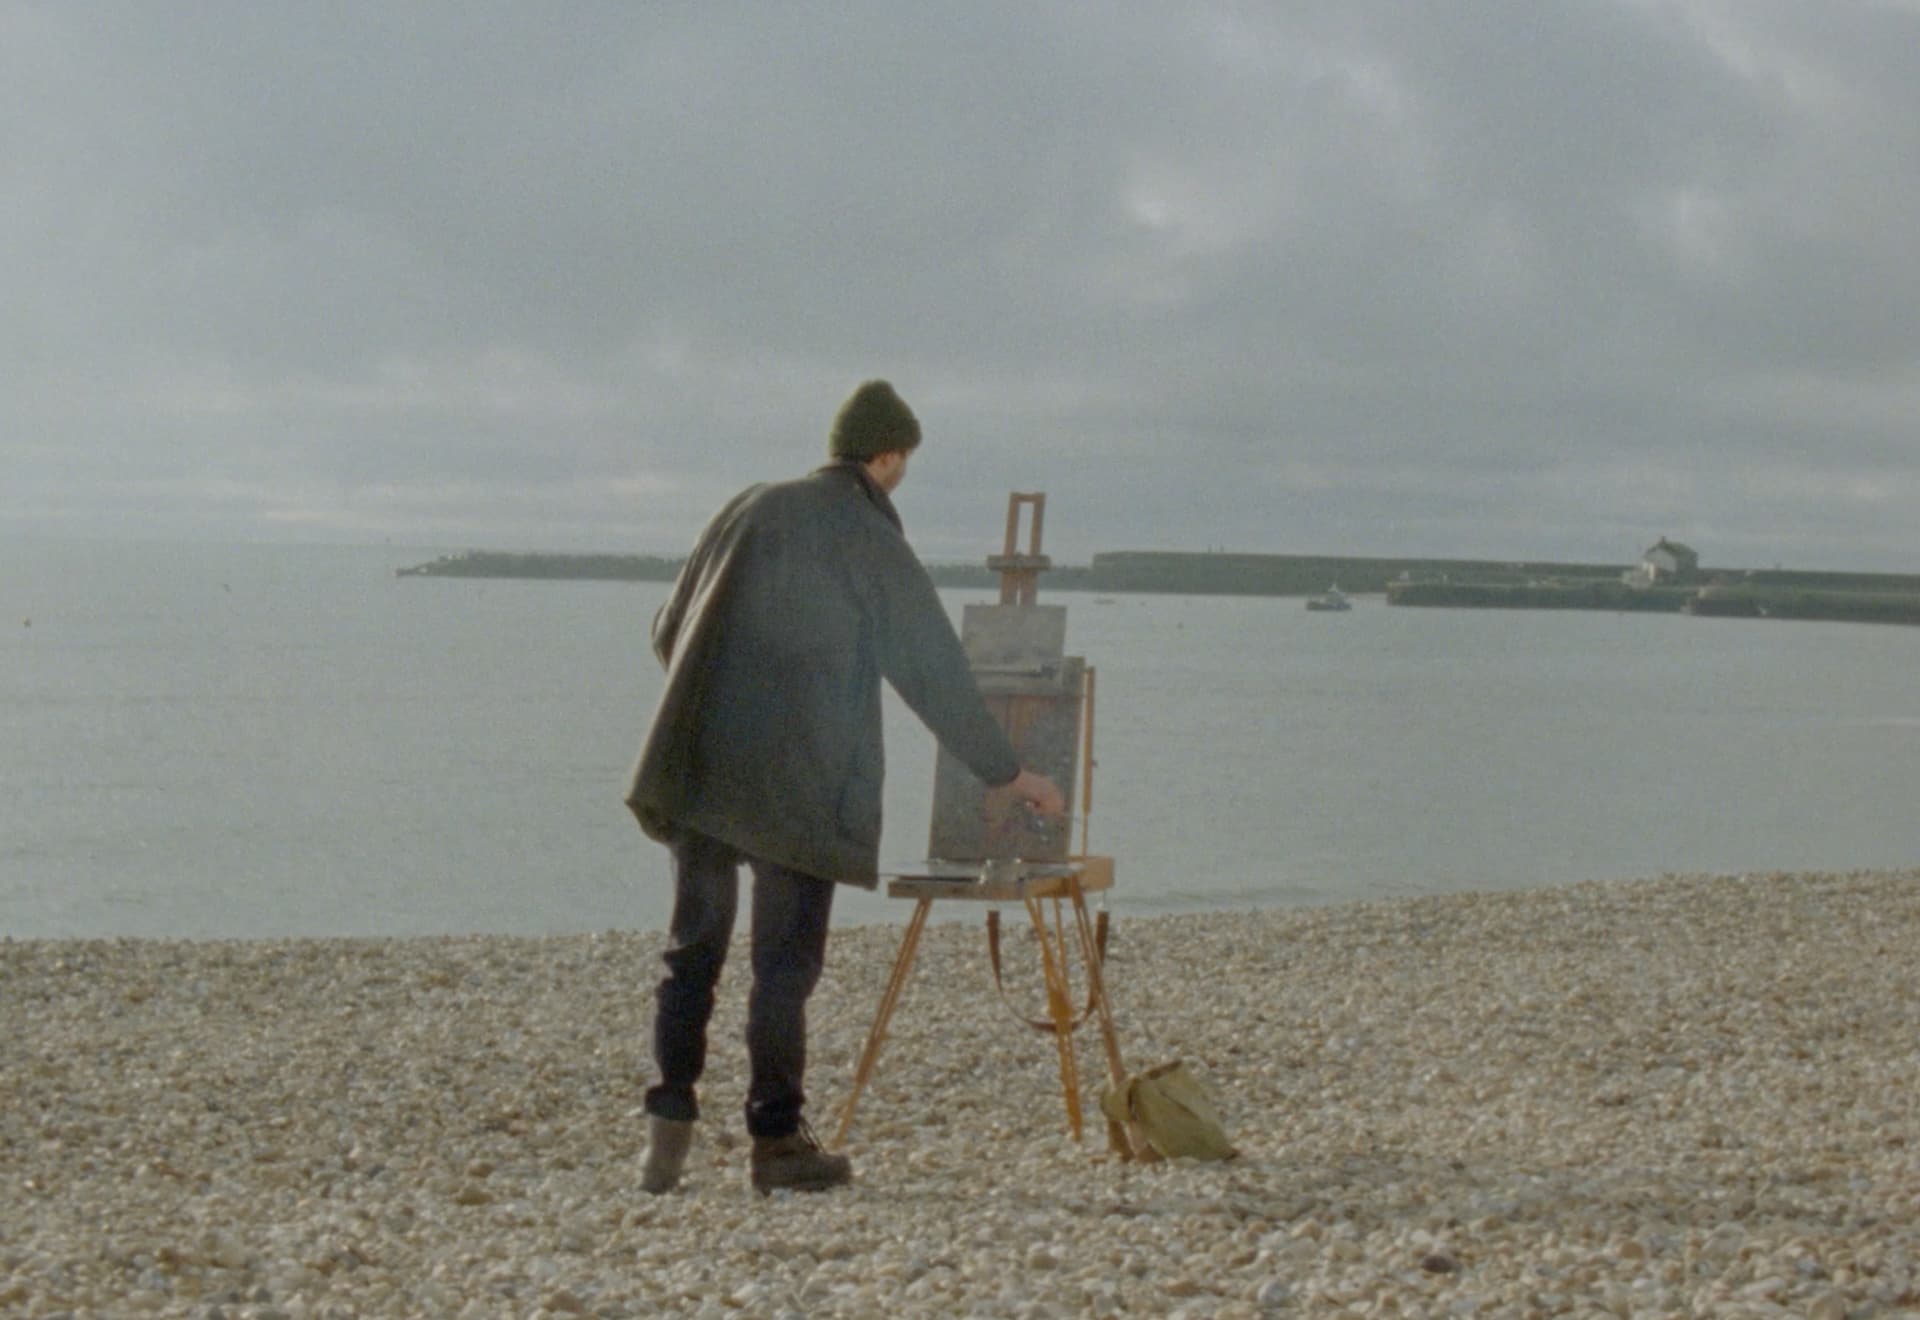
1305;586;1352;612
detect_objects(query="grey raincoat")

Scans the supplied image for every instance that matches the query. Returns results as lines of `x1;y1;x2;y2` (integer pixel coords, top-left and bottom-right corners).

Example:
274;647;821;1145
625;462;1020;887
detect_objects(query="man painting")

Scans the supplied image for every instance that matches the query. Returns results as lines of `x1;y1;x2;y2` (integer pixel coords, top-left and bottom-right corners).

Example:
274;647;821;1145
625;379;1064;1193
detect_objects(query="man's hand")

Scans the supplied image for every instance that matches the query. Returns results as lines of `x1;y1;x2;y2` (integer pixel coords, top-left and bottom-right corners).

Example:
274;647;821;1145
1004;768;1066;819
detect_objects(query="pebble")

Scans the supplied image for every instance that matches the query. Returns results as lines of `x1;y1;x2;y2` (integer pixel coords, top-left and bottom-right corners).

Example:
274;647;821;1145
3;869;1917;1317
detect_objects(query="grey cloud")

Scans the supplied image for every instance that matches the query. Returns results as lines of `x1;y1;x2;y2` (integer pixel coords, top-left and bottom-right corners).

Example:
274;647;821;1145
5;2;1919;569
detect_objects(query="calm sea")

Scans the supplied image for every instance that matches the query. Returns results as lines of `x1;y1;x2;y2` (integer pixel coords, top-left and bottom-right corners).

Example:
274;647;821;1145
5;539;1918;940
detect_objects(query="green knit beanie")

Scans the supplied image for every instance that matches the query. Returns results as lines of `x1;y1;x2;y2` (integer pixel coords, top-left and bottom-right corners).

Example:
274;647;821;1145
829;380;921;461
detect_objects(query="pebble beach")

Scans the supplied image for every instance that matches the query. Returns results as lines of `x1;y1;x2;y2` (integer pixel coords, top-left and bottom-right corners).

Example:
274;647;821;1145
5;869;1918;1318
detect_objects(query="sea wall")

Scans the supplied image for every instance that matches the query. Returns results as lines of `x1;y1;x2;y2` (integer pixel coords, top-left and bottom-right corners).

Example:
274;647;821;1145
394;550;1920;623
396;551;684;582
1084;552;1625;596
1385;580;1693;612
1686;585;1920;625
397;549;1629;596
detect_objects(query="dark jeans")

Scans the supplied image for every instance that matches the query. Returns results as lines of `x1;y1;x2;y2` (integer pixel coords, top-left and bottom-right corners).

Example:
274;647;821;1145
644;831;836;1139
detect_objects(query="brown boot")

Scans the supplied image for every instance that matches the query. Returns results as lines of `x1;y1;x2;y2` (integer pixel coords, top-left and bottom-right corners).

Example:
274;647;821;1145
750;1121;851;1194
640;1116;694;1194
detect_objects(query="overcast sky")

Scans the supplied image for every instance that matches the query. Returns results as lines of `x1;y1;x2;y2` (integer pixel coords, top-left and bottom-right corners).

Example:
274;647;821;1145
6;2;1918;567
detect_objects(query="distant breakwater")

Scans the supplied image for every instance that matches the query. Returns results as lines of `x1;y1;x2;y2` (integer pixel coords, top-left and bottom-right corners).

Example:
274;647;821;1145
396;549;1920;624
1388;577;1920;626
395;549;1634;596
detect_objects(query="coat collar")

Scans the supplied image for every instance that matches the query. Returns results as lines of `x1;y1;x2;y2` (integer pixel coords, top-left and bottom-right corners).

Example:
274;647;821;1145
817;460;904;533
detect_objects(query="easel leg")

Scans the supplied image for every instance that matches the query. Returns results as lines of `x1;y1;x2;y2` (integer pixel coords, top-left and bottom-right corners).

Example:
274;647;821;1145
833;897;932;1149
1024;895;1083;1139
1067;880;1144;1160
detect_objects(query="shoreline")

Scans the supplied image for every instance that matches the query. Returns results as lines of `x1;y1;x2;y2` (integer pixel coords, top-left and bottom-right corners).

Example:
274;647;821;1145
5;869;1917;1316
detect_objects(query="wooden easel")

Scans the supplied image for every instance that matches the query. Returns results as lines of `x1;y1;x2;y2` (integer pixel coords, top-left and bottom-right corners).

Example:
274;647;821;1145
832;494;1141;1160
831;855;1135;1157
